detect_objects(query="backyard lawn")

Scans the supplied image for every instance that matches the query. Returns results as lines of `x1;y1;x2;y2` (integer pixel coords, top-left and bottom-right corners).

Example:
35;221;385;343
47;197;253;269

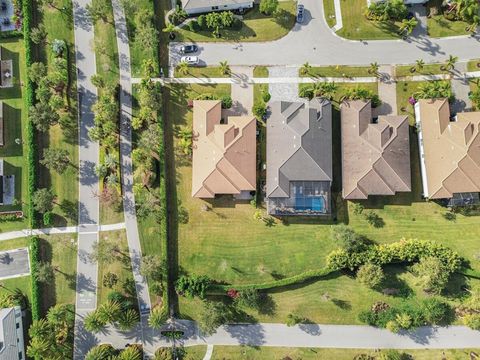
426;0;470;38
36;0;79;227
0;39;30;232
336;0;400;40
323;0;337;28
176;2;296;42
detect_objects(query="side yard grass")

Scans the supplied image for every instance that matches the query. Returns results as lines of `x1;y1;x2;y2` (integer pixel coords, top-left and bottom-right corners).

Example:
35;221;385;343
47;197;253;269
336;0;400;40
0;39;29;231
174;66;229;78
301;66;372;78
176;2;296;42
323;0;337;28
395;63;449;78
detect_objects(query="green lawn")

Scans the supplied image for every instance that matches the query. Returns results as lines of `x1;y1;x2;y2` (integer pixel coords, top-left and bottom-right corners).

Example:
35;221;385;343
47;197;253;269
301;66;372;78
97;230;135;305
427;0;470;38
0;39;30;232
174;66;229;78
176;2;296;42
323;0;337;28
467;59;480;72
37;234;77;313
92;0;123;225
336;0;401;40
253;66;268;78
395;63;450;78
124;0;159;77
36;0;79;227
207;347;480;360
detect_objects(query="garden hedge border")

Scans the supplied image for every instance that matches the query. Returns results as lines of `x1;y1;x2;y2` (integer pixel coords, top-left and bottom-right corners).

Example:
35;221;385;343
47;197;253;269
29;236;41;320
0;30;23;38
22;0;37;229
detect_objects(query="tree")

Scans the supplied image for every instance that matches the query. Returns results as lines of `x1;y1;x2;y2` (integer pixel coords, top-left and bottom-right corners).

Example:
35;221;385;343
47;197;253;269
356;263;384;289
102;272;118;288
86;1;109;22
27;337;51;359
415;80;452;100
235;288;262;310
35;262;55;283
410;59;424;73
300;62;312;75
330;224;369;253
46;304;75;328
32;188;55;213
395;313;413;329
205;12;224;37
117;346;143;360
148;306;166;329
140;255;165;282
85;344;116;360
28;62;48;83
463;313;480;330
162;23;176;39
29;102;59;132
97;300;122;323
368;62;380;77
252;101;267;118
399;17;418;35
84;311;107;333
286;312;302;327
31;24;48;45
219;60;231;75
412;256;450;294
444;54;458;71
175;275;211;298
199;301;232;335
118;309;140;331
40;148;70;174
90;238;123;264
176;61;189;76
90;74;105;88
260;0;279;15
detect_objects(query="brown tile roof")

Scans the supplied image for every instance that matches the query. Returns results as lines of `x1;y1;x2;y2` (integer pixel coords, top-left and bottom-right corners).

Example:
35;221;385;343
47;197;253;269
191;100;256;198
341;100;411;199
415;99;480;199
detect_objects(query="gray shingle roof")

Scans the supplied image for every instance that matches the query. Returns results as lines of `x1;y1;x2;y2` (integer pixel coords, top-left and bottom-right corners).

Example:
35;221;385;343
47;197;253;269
267;99;333;199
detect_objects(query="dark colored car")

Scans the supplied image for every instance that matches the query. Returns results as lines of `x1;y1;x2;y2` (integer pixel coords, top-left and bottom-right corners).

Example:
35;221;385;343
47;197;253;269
180;44;198;54
296;4;304;23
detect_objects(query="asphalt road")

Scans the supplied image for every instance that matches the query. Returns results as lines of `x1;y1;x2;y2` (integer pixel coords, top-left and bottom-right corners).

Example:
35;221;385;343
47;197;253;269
169;0;480;66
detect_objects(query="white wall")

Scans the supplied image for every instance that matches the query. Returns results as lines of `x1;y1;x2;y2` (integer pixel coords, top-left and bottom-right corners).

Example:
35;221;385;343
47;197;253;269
185;1;253;15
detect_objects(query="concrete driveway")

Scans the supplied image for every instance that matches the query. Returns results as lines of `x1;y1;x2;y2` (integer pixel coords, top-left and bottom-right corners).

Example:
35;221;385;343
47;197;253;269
169;0;480;66
0;248;30;280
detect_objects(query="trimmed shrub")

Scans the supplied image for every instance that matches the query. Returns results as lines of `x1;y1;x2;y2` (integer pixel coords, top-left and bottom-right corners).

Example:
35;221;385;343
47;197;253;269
220;95;232;109
356;263;384;289
29;237;41;320
252;101;267;118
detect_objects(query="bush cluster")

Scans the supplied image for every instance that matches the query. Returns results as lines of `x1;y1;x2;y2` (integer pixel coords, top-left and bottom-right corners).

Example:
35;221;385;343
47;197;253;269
29;237;41;320
194;93;232;109
326;239;461;273
175;275;211;298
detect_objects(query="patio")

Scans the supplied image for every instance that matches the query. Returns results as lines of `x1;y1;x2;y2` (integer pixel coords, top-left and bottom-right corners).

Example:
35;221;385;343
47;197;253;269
0;47;13;88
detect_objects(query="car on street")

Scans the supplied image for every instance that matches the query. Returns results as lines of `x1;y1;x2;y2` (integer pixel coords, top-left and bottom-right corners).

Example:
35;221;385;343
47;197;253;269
296;4;304;23
180;44;198;54
180;56;199;65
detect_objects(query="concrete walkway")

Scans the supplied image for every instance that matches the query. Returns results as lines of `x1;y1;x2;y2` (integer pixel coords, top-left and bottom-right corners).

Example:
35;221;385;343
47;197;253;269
111;0;152;351
72;0;100;358
0;223;126;242
376;65;397;116
203;344;214;360
331;0;343;32
451;62;473;113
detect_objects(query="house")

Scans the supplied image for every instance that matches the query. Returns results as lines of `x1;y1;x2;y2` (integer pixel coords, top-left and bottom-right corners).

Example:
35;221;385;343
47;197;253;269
181;0;253;15
415;99;480;205
0;47;13;88
0;306;25;360
0;159;14;205
0;101;4;146
341;100;411;200
191;100;256;199
369;0;427;5
266;99;332;216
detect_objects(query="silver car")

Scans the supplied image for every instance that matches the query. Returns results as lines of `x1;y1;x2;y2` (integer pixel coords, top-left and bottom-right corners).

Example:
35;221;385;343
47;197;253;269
180;56;199;65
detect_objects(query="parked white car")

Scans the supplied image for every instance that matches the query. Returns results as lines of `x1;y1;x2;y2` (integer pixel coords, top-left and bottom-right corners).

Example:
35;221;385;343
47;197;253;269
180;56;199;65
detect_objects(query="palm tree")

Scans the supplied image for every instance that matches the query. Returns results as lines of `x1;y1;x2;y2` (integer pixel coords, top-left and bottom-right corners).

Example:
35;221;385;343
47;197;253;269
399;18;418;36
320;82;338;100
97;300;121;323
300;62;312;76
117;346;143;360
26;337;51;359
468;88;480;107
118;309;140;331
443;55;459;71
219;60;231;75
85;344;116;360
148;306;166;329
28;318;51;339
410;59;425;73
162;23;176;40
84;311;107;333
176;61;189;76
368;62;380;77
103;153;117;170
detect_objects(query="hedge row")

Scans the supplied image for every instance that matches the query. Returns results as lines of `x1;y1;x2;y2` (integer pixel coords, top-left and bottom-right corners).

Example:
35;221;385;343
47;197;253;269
22;0;37;229
326;239;461;273
0;30;23;38
29;236;41;320
208;239;462;295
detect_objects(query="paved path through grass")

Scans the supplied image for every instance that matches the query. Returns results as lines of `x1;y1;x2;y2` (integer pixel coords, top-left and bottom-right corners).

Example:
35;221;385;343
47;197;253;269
72;0;100;358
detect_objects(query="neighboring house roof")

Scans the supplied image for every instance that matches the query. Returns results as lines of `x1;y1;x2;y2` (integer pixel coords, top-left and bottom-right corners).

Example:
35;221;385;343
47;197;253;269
0;307;24;360
191;100;256;198
341;100;411;199
416;98;480;199
181;0;252;10
266;99;333;199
